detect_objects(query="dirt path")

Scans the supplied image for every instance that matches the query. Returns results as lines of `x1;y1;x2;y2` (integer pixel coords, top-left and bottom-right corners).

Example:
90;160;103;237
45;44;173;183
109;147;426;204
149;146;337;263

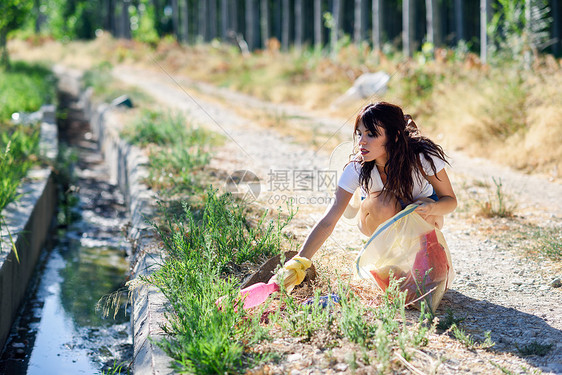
113;65;562;374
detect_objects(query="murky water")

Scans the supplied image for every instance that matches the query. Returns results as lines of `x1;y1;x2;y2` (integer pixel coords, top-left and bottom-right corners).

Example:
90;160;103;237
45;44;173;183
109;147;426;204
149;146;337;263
0;90;132;374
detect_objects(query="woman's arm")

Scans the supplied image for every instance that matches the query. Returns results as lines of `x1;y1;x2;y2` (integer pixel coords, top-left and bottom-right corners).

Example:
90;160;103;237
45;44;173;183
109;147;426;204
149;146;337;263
415;168;457;217
297;187;354;260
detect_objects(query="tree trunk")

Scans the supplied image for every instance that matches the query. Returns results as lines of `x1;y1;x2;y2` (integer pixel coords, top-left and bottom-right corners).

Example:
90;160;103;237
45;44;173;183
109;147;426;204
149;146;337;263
221;0;228;39
480;0;490;63
455;0;464;42
403;0;414;56
1;28;9;69
553;0;560;55
261;0;269;47
354;0;362;44
121;0;131;39
295;0;303;50
282;0;289;51
171;0;179;40
331;0;341;54
245;0;254;49
425;0;440;48
372;0;381;51
230;0;237;35
199;0;207;41
177;0;185;42
184;0;191;43
209;0;216;40
314;0;322;49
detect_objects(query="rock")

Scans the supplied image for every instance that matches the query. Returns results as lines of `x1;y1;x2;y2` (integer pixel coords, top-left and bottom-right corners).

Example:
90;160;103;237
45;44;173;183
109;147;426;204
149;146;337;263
334;363;349;372
511;279;524;286
287;353;302;362
549;277;561;288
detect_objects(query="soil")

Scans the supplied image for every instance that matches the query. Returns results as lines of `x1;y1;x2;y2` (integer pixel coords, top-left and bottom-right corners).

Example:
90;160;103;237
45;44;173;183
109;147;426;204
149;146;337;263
113;65;562;375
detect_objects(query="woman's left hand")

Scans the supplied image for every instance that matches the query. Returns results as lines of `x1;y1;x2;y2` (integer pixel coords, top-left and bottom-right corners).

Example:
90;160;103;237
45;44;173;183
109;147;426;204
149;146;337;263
414;200;435;219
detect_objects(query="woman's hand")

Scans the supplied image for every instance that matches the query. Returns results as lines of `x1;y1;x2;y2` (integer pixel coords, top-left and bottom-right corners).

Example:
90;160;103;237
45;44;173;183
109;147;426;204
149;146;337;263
414;200;436;219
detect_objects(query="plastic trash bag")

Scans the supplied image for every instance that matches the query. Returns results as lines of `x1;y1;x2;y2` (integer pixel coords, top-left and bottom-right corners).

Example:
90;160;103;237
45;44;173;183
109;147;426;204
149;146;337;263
354;204;455;312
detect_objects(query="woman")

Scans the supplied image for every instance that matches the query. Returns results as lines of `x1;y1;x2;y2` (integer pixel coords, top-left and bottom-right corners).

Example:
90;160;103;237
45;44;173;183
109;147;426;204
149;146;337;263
297;101;457;261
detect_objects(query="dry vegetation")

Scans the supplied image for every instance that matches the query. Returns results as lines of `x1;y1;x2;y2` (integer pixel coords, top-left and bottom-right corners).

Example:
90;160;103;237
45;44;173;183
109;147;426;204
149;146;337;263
9;33;562;180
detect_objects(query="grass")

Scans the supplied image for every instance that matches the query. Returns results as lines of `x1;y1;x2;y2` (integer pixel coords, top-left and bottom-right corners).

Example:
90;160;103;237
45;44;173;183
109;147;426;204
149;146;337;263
449;324;495;350
476;177;517;218
526;226;562;261
436;308;465;331
101;360;129;374
516;342;553;356
144;188;295;373
0;124;41;262
0;61;56;123
262;274;437;373
489;220;562;262
0;60;53;218
120;108;221;195
82;61;152;105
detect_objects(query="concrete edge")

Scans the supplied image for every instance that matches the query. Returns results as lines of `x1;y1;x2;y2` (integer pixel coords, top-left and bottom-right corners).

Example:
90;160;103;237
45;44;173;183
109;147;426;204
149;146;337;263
83;90;174;374
0;107;58;351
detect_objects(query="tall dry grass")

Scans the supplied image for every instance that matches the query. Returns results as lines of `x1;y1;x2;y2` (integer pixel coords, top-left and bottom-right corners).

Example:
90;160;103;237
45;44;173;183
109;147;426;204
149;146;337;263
9;35;561;178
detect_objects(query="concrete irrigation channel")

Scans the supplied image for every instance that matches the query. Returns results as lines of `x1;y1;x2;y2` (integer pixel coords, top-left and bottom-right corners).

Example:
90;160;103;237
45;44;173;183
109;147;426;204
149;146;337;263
0;66;171;374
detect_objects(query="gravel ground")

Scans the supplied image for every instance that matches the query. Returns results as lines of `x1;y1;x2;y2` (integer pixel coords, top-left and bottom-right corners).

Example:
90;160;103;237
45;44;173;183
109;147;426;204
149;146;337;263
114;65;562;375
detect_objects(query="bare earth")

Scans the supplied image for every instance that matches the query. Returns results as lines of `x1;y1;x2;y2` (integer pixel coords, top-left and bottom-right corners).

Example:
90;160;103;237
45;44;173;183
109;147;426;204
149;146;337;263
113;65;562;375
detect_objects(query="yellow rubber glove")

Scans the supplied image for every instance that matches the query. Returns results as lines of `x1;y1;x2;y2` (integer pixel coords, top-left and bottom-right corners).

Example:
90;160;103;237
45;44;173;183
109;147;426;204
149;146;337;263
276;256;312;293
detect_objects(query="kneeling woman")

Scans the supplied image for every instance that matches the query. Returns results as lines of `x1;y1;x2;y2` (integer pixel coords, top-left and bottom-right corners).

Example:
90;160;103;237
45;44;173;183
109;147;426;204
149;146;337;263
297;101;457;261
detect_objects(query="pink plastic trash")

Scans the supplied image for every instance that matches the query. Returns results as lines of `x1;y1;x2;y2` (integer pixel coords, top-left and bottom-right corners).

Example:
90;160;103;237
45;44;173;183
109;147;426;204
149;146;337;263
239;281;280;309
216;281;280;311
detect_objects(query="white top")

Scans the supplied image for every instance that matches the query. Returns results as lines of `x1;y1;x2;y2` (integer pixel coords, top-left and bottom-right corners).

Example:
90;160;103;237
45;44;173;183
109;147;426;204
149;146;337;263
338;154;446;201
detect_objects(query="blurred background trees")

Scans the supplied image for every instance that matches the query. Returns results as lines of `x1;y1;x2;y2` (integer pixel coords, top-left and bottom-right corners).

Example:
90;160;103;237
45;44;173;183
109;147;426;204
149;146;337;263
2;0;560;67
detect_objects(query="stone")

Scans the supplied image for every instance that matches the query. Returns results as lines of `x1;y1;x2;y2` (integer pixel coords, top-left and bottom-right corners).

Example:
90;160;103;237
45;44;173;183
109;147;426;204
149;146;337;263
334;363;349;372
549;277;561;288
287;353;302;362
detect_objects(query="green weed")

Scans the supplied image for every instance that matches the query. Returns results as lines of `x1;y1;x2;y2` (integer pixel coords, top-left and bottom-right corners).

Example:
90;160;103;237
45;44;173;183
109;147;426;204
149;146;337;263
516;341;553;356
437;308;465;331
450;324;495;350
0;61;55;123
526;226;562;261
490;360;516;375
0;126;41;261
121;109;219;194
101;360;129;374
502;222;561;262
272;274;436;372
144;188;295;373
477;177;517;218
83;62;149;105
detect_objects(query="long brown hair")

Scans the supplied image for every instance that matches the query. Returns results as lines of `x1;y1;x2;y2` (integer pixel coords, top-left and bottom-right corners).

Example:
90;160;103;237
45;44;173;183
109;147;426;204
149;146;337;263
354;102;448;203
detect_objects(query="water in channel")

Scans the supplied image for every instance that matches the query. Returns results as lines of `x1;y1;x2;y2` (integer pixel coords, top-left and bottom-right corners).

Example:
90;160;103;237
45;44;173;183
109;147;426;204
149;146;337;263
0;89;132;374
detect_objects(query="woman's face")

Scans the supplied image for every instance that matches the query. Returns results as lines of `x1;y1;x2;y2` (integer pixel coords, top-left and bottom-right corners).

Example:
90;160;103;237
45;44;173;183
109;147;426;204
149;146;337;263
355;121;388;164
